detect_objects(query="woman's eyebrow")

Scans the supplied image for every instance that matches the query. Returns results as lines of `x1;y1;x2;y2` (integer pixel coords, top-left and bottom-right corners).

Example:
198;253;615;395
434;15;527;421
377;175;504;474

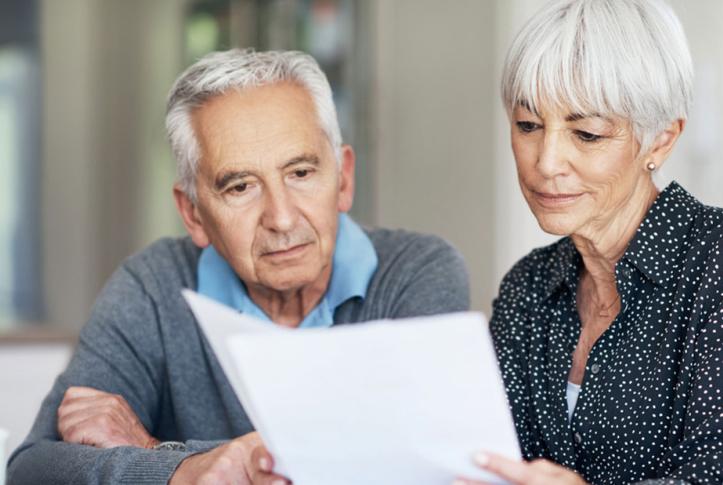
565;112;611;123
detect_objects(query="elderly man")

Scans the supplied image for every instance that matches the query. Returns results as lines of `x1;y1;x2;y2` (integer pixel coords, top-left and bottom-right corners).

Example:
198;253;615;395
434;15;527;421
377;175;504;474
7;49;468;485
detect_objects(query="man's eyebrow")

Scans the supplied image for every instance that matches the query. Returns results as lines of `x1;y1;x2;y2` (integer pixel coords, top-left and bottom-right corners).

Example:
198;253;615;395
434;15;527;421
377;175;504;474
215;170;252;191
281;154;320;170
213;155;320;190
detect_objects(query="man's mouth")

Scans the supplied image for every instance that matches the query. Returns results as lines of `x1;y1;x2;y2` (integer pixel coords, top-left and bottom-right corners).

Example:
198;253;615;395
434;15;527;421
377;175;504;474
261;243;311;259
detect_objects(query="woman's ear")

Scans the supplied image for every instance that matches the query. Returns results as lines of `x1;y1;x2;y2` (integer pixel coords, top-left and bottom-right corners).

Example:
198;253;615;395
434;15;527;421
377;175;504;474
645;119;685;171
173;185;211;248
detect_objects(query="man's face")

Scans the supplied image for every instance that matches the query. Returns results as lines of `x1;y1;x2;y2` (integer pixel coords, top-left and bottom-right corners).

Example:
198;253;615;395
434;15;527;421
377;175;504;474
178;82;354;294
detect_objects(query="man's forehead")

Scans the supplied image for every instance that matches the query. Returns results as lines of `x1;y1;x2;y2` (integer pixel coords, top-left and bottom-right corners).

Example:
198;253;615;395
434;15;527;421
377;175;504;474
192;84;330;173
197;81;317;123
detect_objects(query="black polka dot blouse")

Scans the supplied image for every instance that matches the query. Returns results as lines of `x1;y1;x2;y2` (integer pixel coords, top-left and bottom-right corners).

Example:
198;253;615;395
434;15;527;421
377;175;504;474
489;182;722;484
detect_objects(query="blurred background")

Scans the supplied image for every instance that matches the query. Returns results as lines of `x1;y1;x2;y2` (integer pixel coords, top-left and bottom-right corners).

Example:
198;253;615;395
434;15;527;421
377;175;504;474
1;0;723;455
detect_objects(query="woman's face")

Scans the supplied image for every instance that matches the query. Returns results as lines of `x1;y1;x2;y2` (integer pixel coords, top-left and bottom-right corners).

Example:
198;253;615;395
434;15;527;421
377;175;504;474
511;104;653;237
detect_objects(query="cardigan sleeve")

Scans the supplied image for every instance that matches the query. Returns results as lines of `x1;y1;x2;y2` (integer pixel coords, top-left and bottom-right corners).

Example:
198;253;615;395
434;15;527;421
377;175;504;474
6;265;191;485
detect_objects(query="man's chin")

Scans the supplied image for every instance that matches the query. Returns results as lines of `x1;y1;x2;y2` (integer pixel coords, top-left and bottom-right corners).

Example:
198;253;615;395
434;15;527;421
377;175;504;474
257;268;323;293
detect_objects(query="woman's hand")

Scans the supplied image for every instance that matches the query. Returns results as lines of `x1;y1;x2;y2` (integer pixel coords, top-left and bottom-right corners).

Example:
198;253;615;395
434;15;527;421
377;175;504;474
453;452;588;485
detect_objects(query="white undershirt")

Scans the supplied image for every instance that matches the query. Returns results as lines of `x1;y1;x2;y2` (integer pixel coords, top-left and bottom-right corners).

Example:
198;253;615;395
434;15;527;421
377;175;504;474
566;381;581;422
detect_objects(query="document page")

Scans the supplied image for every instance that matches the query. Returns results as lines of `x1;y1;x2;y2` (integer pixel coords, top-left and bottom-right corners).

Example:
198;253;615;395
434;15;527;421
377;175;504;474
184;290;520;485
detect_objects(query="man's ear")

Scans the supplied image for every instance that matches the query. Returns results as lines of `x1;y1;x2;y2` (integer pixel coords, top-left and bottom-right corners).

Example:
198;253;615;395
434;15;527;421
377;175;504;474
645;119;685;171
173;185;211;248
337;144;356;213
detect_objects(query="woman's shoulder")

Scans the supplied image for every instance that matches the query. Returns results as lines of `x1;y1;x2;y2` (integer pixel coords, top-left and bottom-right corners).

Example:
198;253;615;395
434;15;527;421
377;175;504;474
497;237;572;304
685;201;723;283
672;186;723;269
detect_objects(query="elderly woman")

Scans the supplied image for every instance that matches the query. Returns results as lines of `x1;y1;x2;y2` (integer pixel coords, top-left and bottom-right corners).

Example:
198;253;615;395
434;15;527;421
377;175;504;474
457;0;722;484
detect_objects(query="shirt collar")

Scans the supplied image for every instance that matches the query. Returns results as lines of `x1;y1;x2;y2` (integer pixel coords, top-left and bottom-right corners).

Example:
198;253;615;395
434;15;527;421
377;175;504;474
543;237;581;300
622;181;699;287
542;181;700;298
196;213;378;327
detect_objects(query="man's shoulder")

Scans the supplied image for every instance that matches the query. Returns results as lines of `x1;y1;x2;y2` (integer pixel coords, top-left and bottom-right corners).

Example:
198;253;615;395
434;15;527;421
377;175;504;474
364;226;463;267
108;236;201;300
342;225;469;319
123;236;200;276
362;225;468;292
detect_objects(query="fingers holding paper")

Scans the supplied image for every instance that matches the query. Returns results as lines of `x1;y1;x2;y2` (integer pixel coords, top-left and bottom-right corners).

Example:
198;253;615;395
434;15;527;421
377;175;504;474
453;452;587;485
250;443;288;484
169;431;291;485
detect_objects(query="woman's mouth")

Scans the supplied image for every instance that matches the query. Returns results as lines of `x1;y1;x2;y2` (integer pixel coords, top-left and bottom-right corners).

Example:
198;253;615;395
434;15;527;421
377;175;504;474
532;191;584;207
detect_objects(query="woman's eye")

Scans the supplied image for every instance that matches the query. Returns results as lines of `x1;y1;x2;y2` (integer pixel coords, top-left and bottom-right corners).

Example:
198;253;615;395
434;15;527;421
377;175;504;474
516;121;539;133
574;130;602;142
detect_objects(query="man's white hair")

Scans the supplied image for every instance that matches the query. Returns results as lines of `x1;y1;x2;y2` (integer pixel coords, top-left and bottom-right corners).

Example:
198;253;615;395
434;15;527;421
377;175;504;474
501;0;693;154
166;49;342;202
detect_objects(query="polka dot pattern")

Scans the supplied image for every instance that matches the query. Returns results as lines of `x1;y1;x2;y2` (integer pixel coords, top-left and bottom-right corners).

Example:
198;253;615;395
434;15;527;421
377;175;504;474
489;182;723;484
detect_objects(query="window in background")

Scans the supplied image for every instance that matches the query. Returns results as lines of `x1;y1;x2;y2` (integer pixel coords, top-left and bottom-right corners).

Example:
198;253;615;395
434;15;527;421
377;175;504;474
0;0;42;328
182;0;374;223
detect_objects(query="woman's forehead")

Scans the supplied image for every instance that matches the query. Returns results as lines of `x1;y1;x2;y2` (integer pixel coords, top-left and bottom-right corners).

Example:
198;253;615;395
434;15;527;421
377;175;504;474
514;99;622;124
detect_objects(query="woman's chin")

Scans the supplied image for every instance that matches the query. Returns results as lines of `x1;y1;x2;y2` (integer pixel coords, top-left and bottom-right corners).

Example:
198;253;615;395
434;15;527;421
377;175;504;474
534;214;577;237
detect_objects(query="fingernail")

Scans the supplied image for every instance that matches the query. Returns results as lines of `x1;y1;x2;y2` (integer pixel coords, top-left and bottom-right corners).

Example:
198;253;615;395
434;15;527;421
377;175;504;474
271;480;287;485
259;457;270;471
474;452;489;466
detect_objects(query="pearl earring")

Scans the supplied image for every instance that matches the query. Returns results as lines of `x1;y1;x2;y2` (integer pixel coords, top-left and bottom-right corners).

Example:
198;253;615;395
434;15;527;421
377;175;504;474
646;162;657;172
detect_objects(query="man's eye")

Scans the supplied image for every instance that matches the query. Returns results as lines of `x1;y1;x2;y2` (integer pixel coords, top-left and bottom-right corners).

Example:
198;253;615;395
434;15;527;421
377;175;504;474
294;169;310;178
230;183;247;193
574;130;602;142
516;121;539;133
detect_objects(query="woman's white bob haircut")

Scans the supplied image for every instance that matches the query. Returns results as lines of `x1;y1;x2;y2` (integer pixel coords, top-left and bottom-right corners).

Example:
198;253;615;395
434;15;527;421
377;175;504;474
166;49;342;202
501;0;693;154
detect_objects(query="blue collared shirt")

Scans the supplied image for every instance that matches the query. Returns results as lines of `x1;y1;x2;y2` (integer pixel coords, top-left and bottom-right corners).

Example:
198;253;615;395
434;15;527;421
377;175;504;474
197;213;378;328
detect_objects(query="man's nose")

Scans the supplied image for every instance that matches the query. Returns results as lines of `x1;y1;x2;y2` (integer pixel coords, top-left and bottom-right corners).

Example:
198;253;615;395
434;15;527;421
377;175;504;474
261;187;297;232
536;131;571;179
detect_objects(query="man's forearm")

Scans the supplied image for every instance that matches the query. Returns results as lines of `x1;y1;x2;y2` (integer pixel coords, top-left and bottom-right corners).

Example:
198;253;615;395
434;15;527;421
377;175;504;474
8;440;190;485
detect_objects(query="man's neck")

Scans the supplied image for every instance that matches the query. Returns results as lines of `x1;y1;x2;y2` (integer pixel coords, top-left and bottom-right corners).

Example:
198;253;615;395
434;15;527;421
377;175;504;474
246;266;332;327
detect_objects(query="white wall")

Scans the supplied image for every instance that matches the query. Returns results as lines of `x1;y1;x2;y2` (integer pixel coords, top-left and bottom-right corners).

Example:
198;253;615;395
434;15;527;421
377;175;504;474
664;0;723;208
40;0;187;329
373;0;497;313
0;344;72;462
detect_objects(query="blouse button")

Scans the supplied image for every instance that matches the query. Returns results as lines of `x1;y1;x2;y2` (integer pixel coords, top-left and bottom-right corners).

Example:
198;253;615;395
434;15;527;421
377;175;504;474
591;363;601;374
574;432;583;445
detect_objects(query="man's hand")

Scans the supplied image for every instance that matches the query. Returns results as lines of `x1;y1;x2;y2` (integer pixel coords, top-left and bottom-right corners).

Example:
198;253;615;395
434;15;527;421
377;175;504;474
57;386;159;449
170;432;290;485
453;452;587;485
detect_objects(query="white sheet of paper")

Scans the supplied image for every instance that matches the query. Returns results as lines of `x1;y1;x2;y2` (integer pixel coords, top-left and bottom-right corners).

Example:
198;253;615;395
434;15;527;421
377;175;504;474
183;290;520;485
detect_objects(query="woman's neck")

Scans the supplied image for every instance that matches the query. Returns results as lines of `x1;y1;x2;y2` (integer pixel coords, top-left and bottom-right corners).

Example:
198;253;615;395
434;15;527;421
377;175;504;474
571;179;659;300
